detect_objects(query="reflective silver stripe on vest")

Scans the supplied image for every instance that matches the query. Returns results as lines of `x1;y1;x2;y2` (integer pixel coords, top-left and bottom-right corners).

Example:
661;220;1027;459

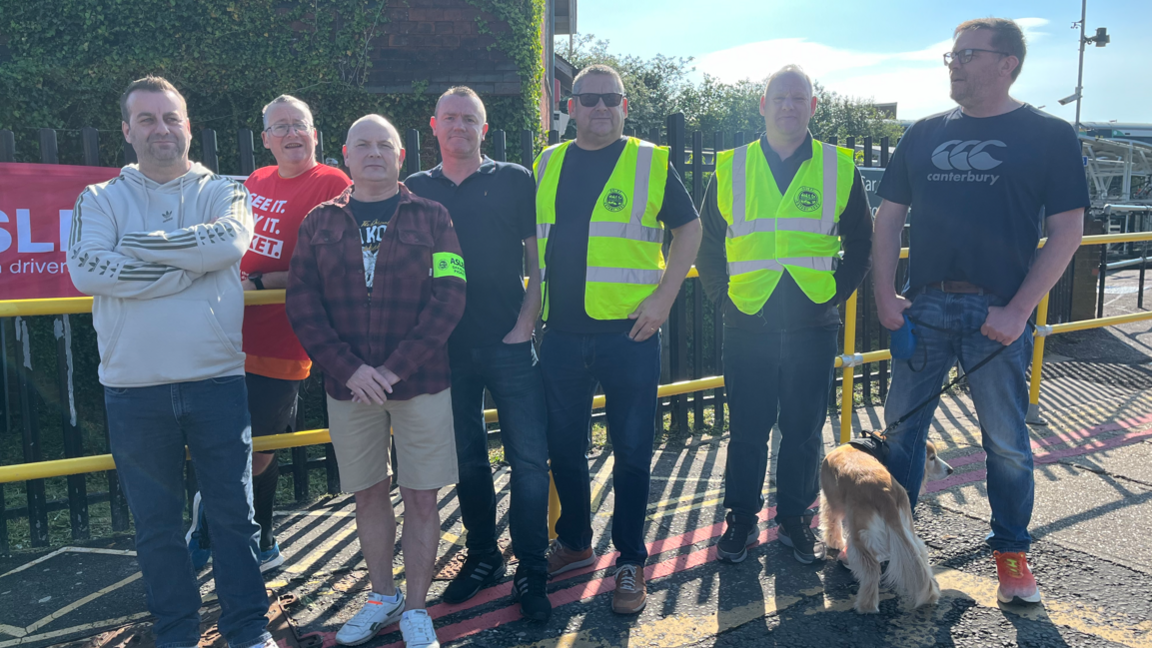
537;223;552;240
728;217;837;237
585;266;664;285
536;145;558;188
631;142;655;223
727;256;835;275
587;221;664;243
822;142;838;226
731;145;748;225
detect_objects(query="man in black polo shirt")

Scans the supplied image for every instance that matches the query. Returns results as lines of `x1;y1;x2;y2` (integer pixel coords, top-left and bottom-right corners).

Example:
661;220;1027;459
405;86;551;622
873;18;1088;606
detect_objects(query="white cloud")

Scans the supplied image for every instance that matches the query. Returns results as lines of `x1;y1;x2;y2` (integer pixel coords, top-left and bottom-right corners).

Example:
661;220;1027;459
692;17;1056;120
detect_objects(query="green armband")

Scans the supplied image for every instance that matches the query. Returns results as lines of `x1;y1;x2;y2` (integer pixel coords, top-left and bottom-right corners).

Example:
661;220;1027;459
432;252;467;281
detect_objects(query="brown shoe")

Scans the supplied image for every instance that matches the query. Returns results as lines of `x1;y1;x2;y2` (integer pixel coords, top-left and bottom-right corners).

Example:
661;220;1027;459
546;538;595;577
611;564;647;614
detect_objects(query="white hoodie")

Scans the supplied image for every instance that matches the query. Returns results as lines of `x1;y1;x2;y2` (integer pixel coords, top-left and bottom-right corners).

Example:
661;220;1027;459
67;163;253;387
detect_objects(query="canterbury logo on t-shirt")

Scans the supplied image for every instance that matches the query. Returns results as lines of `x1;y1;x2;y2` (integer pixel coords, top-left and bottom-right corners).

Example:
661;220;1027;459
927;139;1006;185
931;140;1006;171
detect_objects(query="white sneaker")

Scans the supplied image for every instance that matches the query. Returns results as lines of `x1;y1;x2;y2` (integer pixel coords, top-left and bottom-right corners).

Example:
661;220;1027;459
399;610;439;648
335;590;405;646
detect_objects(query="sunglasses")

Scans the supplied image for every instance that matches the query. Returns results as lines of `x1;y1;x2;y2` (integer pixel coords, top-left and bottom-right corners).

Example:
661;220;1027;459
572;92;625;108
942;48;1009;66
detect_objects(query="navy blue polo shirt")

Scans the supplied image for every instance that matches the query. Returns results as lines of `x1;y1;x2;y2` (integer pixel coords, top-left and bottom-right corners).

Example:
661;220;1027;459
405;157;536;352
878;105;1090;298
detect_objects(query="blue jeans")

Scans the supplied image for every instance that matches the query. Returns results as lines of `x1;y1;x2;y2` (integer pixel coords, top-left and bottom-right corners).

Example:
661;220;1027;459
450;341;550;573
540;330;661;567
105;376;271;648
883;289;1034;552
722;325;838;523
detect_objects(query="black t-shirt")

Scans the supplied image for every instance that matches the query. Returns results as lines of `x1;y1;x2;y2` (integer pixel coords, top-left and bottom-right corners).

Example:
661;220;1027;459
349;193;401;293
878;105;1090;299
546;138;700;334
405;158;536;352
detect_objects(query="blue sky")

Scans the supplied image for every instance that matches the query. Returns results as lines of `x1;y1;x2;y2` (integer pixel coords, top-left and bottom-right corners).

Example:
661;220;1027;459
568;0;1150;124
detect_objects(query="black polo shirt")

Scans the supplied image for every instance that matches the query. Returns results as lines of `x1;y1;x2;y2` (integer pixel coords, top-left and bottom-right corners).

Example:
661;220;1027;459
405;157;536;352
544;137;700;335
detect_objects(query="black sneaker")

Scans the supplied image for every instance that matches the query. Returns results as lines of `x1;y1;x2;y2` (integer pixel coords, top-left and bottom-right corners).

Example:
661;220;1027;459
442;551;506;604
511;567;552;622
716;512;758;564
777;514;826;565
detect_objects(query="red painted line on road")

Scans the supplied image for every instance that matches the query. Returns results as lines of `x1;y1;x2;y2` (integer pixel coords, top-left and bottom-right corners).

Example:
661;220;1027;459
301;507;781;648
927;421;1152;493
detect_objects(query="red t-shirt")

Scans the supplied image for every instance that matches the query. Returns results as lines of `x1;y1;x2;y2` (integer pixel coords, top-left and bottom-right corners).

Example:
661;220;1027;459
242;163;352;380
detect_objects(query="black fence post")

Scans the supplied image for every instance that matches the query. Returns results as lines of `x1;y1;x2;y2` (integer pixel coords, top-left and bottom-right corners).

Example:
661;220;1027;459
649;127;661;146
16;317;50;547
548;130;560;146
81;127;100;166
405;129;421;176
880;137;890;167
521;129;535;169
104;405;130;532
292;398;309;502
711;131;726;428
1097;244;1107;319
39;128;59;164
201;129;219;173
1140;240;1148;310
0;129;15;162
57;316;89;539
317;130;326;163
734;131;745;147
492;129;507;163
666;114;689;433
123;140;137;165
238;129;256;176
846;137;856;161
863;136;873;168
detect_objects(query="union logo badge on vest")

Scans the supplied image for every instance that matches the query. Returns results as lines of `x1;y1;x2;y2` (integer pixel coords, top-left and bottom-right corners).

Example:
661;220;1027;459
794;187;821;212
603;189;628;212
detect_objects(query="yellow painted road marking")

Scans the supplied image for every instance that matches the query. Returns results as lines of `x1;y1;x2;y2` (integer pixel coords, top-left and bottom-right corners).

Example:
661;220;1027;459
0;572;143;639
0;612;151;648
506;566;1152;648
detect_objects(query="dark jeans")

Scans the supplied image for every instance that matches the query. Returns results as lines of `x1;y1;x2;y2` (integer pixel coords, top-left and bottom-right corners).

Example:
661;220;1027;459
884;289;1034;552
540;330;661;567
449;341;550;572
104;376;270;648
722;325;838;524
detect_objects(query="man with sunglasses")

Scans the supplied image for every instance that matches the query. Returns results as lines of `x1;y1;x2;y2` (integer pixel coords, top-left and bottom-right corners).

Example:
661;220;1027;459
696;65;873;567
874;18;1089;605
186;95;350;572
534;64;701;615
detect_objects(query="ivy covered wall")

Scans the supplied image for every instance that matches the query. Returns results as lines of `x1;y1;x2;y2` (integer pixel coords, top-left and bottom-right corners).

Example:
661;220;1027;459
0;0;545;172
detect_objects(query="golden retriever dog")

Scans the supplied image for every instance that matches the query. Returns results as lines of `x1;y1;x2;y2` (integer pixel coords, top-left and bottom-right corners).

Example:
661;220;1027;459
819;438;953;613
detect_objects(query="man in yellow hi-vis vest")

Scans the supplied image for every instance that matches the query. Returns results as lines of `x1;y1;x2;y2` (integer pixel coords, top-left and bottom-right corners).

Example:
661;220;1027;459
696;65;873;566
536;64;701;615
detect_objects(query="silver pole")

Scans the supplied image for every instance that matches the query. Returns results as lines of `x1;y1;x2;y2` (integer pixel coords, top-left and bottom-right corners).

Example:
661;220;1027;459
1074;0;1087;131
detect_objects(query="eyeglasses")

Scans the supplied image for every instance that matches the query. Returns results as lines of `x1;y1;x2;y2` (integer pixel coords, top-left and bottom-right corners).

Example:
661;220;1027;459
265;122;312;137
572;92;625;108
943;49;1010;66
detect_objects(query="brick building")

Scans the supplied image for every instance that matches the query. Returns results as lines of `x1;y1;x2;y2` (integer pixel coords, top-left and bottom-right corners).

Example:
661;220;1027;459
361;0;577;130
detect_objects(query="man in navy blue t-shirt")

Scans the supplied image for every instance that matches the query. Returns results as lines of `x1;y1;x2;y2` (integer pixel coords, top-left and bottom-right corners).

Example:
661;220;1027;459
874;18;1089;606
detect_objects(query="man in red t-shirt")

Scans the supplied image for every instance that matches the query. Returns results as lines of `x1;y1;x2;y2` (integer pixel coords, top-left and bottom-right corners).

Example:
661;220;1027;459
186;94;350;572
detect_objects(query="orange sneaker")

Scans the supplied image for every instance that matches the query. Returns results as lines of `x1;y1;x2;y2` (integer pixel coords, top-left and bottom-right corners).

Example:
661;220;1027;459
994;550;1041;604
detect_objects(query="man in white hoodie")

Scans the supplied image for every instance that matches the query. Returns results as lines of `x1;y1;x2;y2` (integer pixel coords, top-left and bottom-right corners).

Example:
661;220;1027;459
67;76;273;648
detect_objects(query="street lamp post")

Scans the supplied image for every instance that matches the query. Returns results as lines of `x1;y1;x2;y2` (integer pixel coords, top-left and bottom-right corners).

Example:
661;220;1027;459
1070;0;1110;132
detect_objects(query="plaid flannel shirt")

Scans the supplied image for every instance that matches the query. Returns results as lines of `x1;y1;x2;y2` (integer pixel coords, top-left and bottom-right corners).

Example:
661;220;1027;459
286;184;466;401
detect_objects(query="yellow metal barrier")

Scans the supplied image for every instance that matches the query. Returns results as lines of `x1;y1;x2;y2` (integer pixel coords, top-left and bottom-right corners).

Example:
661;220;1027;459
839;292;858;444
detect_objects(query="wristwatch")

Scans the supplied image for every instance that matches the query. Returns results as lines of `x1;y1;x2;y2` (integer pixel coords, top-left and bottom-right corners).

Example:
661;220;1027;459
249;272;265;290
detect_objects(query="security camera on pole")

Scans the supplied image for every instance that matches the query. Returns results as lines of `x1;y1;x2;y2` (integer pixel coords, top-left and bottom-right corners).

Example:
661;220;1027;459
1068;0;1110;130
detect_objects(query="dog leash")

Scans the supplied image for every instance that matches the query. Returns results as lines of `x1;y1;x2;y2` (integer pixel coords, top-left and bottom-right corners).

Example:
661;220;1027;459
876;341;1010;438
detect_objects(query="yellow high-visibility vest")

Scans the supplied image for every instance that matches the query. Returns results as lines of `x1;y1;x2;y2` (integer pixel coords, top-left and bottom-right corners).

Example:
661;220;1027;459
715;138;854;315
534;137;669;320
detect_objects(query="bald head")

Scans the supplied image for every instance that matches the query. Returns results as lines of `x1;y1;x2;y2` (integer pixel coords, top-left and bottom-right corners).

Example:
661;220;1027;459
765;65;814;98
343;114;406;190
760;65;818;149
346;114;401;147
